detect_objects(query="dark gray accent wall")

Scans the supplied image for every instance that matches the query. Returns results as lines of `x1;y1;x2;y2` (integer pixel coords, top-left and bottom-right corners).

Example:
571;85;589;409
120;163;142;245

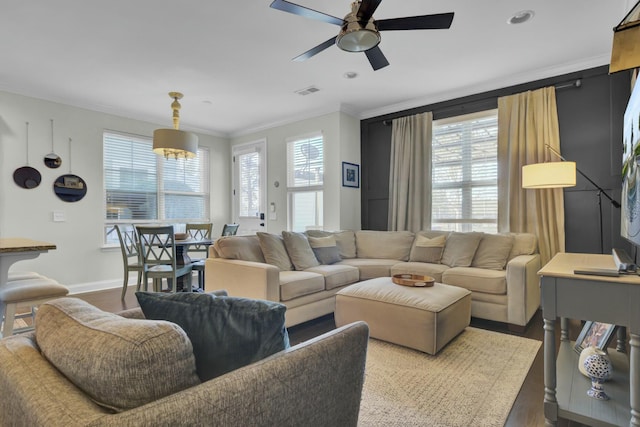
360;66;633;257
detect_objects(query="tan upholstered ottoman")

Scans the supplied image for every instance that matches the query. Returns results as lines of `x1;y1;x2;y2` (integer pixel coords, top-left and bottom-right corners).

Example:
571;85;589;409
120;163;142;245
335;277;471;355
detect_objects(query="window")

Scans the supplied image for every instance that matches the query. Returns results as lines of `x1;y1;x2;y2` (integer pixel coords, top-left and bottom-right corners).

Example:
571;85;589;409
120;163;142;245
431;109;498;233
103;131;209;245
286;133;323;231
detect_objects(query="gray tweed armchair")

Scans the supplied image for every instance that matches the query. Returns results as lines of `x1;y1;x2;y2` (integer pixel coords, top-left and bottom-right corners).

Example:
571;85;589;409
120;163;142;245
0;303;368;426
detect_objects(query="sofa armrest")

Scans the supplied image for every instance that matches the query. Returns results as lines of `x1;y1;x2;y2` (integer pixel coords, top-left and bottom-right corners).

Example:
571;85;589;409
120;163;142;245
505;254;541;326
205;258;281;302
0;320;369;427
96;321;370;427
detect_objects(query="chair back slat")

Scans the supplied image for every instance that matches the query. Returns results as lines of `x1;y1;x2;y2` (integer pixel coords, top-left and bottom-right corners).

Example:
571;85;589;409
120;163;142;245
136;226;176;268
221;223;239;236
185;223;212;253
115;225;140;263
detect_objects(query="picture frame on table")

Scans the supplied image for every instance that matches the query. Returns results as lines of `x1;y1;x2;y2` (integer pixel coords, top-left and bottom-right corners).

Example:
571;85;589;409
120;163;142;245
574;321;617;353
342;162;360;188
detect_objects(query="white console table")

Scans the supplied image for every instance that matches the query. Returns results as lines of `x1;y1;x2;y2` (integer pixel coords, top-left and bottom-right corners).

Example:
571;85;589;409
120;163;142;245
539;252;640;427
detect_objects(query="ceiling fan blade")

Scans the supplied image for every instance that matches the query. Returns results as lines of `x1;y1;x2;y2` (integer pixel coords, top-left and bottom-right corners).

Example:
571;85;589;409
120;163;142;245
270;0;344;26
376;12;454;31
357;0;382;23
365;46;389;71
293;37;337;62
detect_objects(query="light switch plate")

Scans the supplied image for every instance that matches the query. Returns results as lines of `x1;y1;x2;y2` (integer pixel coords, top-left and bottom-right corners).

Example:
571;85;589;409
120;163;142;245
52;211;65;222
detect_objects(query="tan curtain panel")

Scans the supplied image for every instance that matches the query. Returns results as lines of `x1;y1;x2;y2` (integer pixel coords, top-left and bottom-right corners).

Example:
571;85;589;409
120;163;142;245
497;86;565;265
388;112;433;232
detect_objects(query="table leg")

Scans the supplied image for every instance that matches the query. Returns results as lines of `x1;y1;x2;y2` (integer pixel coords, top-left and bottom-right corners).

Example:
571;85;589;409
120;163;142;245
560;317;569;342
544;317;558;426
631;333;640;427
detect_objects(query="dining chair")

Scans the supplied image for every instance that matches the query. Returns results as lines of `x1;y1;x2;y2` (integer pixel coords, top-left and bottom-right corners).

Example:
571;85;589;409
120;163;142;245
221;223;239;236
115;224;144;300
185;223;213;289
136;226;193;293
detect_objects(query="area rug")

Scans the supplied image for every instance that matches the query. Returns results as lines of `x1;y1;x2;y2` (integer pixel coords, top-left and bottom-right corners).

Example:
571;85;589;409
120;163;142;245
358;327;541;427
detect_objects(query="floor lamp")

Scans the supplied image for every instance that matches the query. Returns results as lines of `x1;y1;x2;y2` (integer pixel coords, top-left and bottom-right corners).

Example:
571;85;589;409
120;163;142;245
522;144;621;254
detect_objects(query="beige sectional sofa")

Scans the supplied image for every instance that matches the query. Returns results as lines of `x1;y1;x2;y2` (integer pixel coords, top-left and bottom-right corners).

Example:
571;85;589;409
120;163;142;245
205;230;541;329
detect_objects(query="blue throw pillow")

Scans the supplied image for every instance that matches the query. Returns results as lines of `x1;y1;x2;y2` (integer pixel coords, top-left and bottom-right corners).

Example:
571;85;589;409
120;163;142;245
136;292;290;382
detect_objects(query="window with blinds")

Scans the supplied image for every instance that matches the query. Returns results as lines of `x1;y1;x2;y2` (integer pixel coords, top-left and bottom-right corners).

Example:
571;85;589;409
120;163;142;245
431;109;498;233
103;131;210;245
286;133;323;231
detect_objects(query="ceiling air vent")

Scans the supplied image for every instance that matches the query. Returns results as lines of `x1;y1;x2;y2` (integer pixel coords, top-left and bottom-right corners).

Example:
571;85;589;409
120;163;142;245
295;86;320;96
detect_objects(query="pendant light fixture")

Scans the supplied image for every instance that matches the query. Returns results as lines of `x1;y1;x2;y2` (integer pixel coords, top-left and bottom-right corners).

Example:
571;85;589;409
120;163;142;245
152;92;198;159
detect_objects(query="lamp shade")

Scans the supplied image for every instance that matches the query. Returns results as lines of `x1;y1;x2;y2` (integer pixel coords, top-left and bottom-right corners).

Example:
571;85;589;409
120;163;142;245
153;128;198;159
522;161;576;188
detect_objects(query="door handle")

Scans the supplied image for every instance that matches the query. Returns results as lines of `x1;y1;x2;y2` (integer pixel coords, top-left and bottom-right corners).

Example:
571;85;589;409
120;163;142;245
260;223;265;227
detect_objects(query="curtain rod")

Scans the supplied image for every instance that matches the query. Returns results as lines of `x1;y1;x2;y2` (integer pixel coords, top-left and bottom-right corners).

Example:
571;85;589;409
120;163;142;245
555;79;582;90
381;78;583;126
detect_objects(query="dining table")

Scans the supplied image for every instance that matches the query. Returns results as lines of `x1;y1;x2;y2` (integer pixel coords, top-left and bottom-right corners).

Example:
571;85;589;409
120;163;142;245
174;238;213;291
0;238;57;287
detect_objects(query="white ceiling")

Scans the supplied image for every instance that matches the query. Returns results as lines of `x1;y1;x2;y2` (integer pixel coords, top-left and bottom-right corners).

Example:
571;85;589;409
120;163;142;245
0;1;631;137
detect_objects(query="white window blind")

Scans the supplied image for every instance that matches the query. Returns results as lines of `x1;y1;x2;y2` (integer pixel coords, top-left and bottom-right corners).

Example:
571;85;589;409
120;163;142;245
103;131;209;244
286;133;323;231
431;110;498;233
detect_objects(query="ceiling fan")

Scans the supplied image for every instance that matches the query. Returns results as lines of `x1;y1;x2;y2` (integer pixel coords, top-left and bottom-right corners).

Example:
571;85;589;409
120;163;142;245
269;0;454;71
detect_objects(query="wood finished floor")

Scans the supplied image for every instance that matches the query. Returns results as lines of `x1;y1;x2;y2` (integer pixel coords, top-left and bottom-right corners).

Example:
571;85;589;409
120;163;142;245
76;286;594;427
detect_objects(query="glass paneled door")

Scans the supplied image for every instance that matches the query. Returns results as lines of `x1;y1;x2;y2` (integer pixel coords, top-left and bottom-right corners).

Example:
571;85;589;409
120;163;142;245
232;140;266;235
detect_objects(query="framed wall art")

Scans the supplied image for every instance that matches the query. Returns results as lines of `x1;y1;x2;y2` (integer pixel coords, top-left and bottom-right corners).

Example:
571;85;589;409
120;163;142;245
342;162;360;188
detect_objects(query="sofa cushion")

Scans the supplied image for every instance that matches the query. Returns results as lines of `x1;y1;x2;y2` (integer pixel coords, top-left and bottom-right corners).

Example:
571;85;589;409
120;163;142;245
440;232;483;267
442;267;507;295
306;230;357;258
390;261;450;283
305;264;360;290
282;231;320;270
506;233;538;261
355;230;414;261
214;235;266;263
409;233;447;263
35;297;200;412
136;292;289;382
308;235;342;265
279;271;325;301
338;258;401;280
471;233;515;270
257;232;294;271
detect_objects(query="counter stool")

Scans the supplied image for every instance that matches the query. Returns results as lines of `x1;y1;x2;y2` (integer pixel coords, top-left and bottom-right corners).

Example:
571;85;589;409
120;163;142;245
0;277;69;338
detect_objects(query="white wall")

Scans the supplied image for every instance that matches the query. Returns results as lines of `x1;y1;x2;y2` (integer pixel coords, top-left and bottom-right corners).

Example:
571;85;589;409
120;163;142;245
0;91;360;293
231;111;361;233
0;90;230;293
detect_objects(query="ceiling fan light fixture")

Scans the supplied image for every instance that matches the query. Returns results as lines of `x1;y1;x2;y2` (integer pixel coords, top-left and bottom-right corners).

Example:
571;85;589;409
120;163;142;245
337;27;380;52
152;92;198;160
336;3;380;52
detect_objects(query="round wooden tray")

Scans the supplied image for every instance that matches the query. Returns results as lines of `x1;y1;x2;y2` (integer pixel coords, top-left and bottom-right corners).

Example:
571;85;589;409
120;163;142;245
392;274;435;287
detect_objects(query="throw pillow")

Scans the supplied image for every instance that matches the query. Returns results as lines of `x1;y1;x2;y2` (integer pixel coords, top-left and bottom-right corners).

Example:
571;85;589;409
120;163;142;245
308;235;342;264
282;231;320;270
136;292;290;382
409;234;447;263
505;233;538;261
472;233;515;270
214;235;266;263
440;232;483;267
35;297;200;412
355;230;415;260
306;230;357;258
257;232;294;271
